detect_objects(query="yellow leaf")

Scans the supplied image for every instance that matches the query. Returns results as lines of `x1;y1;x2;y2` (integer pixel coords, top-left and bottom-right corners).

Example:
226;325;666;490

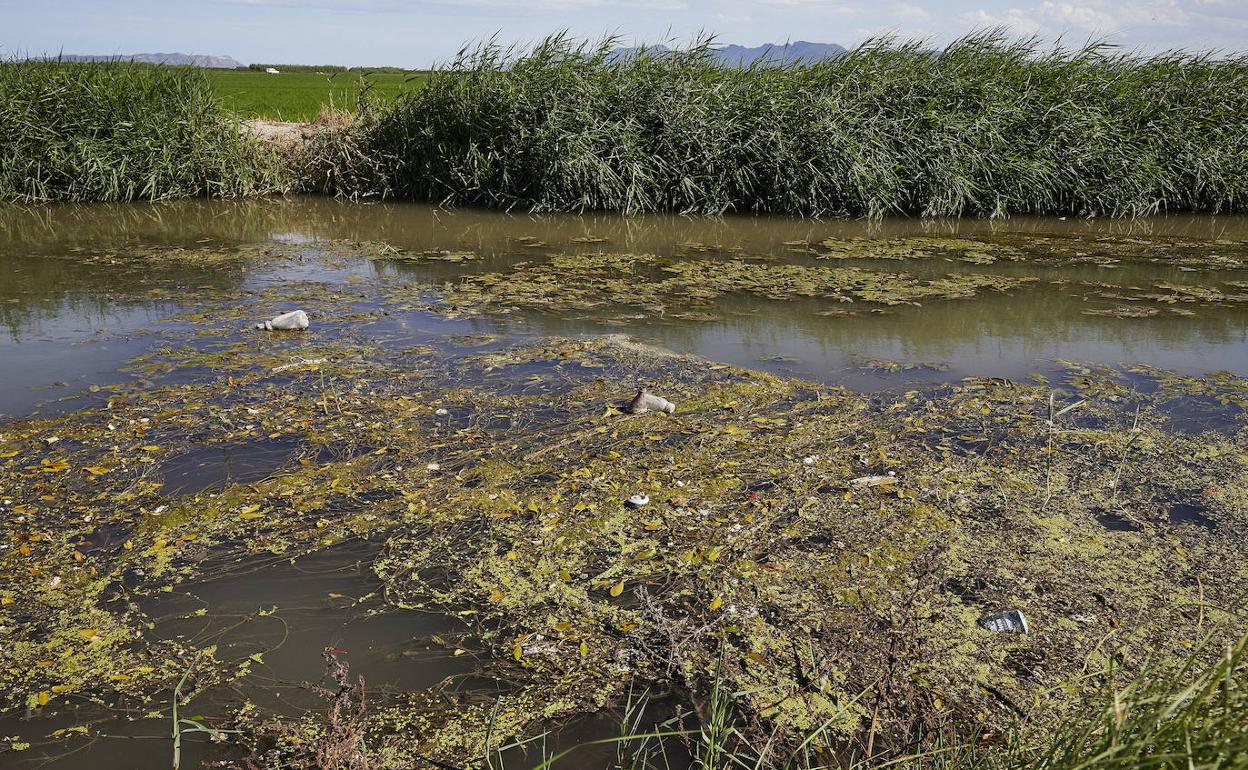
709;596;723;610
83;466;112;476
140;446;161;452
513;644;523;661
579;641;589;657
706;547;723;562
0;596;13;606
239;504;261;515
610;580;625;597
36;691;52;706
453;648;466;656
123;540;133;550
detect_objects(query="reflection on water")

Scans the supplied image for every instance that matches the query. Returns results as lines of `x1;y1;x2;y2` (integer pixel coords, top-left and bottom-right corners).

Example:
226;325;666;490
1;197;1246;417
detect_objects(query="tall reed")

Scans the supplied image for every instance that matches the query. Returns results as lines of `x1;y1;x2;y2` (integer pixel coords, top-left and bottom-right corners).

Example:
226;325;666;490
0;60;284;202
358;33;1248;218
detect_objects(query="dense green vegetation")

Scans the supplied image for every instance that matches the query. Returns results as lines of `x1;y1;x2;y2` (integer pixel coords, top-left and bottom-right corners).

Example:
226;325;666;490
0;61;281;202
5;33;1248;213
211;68;427;120
358;34;1248;217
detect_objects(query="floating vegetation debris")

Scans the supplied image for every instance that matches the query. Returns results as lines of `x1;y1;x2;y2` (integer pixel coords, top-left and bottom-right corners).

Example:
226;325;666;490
2;327;1246;766
418;252;1035;321
3;227;1248;768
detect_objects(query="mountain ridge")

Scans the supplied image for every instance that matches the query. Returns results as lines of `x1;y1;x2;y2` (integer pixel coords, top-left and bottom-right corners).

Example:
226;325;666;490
48;53;244;68
612;41;847;66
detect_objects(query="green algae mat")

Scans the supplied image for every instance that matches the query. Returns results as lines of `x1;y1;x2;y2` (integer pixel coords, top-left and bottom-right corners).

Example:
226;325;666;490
1;222;1247;769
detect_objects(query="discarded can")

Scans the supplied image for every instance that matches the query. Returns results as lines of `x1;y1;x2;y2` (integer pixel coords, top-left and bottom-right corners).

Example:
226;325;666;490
257;310;310;331
626;494;650;508
977;609;1030;634
628;389;676;415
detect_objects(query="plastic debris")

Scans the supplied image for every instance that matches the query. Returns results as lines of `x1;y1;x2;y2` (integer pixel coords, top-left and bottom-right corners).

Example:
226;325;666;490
256;310;310;331
628;389;676;415
626;494;650;508
434;408;450;416
802;456;817;466
977;609;1030;634
271;357;326;373
426;462;441;472
850;474;897;488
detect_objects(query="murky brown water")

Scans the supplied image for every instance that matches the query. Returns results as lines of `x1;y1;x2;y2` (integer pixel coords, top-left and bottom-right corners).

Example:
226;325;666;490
4;198;1246;420
1;197;1246;769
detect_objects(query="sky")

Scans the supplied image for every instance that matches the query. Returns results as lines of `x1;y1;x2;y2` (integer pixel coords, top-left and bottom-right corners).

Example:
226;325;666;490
2;0;1245;67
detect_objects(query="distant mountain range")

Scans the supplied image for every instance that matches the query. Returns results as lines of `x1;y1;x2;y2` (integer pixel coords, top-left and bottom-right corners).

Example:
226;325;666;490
50;53;244;68
38;42;847;71
613;41;847;66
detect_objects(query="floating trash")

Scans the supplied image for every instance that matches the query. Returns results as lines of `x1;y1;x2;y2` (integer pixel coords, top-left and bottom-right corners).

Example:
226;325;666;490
256;309;309;331
977;609;1030;634
628;389;676;415
626;494;650;508
802;456;817;466
434;408;450;416
426;462;441;472
850;474;896;488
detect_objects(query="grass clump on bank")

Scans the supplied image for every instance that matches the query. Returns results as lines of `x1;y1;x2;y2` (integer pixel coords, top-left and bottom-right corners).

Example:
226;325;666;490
0;60;283;202
357;33;1248;217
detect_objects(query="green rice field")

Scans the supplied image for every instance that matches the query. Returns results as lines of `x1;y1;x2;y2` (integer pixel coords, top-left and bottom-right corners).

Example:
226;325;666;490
205;68;428;121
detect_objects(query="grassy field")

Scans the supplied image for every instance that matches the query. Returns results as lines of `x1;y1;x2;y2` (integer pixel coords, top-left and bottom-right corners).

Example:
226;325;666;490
205;68;428;121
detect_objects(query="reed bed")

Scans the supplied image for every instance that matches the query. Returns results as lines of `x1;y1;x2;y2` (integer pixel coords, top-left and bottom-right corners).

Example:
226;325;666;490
0;60;283;202
358;33;1248;217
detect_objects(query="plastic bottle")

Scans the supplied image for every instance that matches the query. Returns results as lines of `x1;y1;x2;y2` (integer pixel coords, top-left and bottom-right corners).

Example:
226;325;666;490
628;388;676;415
257;310;310;331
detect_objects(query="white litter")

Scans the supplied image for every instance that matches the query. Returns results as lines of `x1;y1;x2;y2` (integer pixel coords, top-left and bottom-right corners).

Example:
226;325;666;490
977;609;1030;634
628;389;676;415
850;474;897;488
256;310;310;331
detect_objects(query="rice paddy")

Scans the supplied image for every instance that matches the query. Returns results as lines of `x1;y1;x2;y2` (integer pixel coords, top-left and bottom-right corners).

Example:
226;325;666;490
205;69;428;122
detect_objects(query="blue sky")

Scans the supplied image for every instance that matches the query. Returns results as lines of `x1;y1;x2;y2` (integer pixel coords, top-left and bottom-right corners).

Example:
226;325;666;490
3;0;1245;67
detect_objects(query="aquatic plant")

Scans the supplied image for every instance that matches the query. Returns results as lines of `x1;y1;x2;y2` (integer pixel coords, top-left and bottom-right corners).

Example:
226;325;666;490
356;33;1248;218
0;60;285;202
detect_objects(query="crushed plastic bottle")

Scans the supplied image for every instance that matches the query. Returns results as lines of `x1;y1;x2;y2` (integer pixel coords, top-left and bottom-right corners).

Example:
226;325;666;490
628;389;676;415
977;609;1030;634
256;310;310;331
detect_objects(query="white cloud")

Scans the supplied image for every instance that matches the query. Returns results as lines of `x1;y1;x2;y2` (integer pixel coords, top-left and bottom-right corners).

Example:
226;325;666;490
1038;2;1117;30
891;2;930;24
959;7;1048;37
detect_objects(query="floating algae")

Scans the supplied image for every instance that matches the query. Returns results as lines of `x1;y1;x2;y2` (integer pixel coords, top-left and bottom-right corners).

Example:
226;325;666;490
418;252;1036;321
4;224;1248;768
6;326;1245;767
808;233;1248;271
